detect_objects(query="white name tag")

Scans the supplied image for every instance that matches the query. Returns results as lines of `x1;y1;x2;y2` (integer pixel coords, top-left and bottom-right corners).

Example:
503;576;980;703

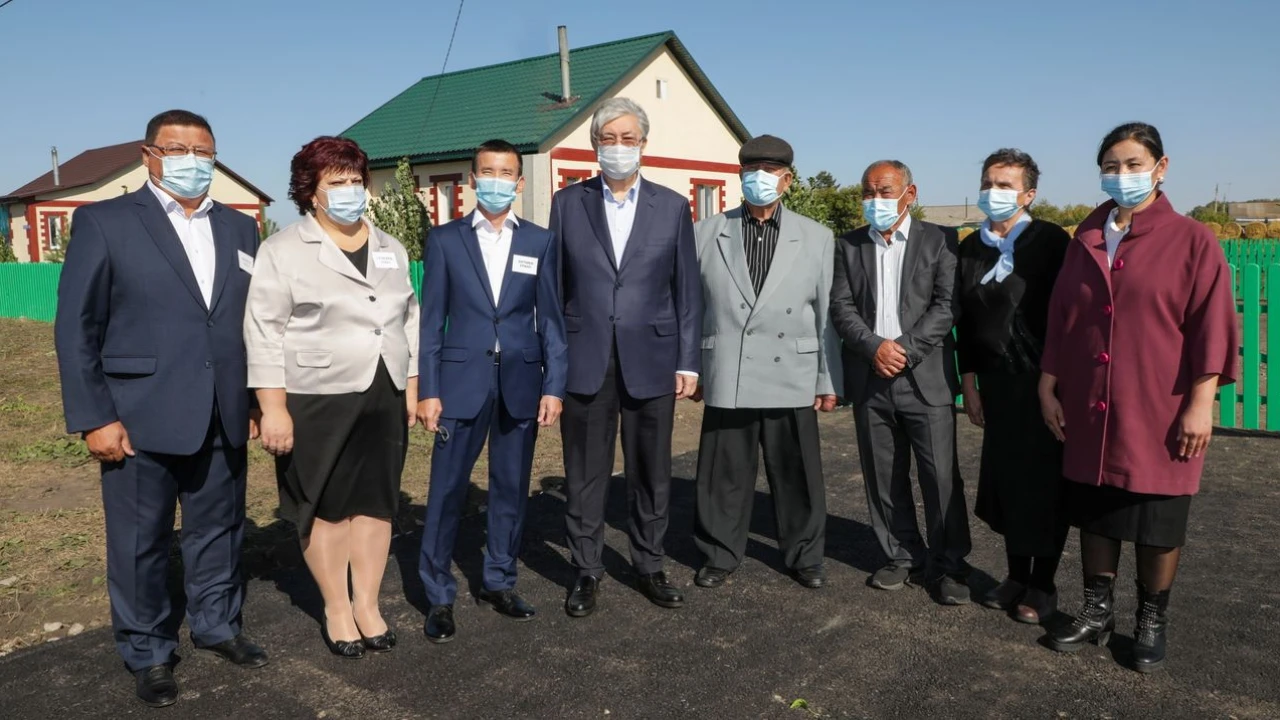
372;251;399;269
512;255;538;275
237;250;254;274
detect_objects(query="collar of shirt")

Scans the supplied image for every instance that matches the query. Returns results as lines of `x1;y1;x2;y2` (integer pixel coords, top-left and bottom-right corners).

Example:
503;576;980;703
147;180;213;218
602;175;641;208
472;210;519;235
870;211;912;247
742;203;782;230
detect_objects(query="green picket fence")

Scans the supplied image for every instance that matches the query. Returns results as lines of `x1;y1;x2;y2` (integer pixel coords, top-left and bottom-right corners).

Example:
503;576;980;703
0;263;61;322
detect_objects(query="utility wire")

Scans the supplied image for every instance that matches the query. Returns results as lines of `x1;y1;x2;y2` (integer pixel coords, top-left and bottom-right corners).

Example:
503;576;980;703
414;0;466;147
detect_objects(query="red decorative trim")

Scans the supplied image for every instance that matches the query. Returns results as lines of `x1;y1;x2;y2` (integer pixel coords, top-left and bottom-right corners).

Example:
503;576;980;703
451;184;463;220
27;200;91;208
39;211;69;252
550;147;740;174
26;205;38;261
558;168;594;189
689;178;727;222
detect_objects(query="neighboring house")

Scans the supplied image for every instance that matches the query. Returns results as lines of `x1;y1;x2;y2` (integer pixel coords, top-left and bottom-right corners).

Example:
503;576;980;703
918;203;988;229
1;141;272;262
341;29;750;228
1227;201;1280;224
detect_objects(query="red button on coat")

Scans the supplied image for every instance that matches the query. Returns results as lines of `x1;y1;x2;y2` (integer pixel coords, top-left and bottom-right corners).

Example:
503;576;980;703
1114;259;1126;270
1095;401;1108;412
1098;352;1111;364
1103;304;1113;315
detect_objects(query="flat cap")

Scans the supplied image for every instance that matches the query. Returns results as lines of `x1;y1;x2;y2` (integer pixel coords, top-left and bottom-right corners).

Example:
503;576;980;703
738;134;794;167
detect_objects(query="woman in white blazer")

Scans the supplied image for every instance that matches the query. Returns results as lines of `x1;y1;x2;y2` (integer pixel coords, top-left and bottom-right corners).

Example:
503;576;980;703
245;137;419;658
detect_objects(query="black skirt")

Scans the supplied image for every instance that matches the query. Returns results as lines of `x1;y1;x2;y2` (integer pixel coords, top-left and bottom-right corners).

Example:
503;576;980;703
1064;482;1192;548
276;359;408;538
973;371;1068;557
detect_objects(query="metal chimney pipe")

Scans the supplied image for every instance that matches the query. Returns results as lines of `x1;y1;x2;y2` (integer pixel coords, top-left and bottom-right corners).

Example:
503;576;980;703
51;146;60;187
558;26;571;101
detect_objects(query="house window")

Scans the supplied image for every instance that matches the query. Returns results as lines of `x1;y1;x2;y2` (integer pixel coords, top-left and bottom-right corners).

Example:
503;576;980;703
46;215;63;250
558;168;594;188
696;185;719;221
656;79;668;99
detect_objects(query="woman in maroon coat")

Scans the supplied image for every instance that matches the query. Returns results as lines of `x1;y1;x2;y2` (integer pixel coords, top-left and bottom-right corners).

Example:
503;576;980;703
1038;123;1238;672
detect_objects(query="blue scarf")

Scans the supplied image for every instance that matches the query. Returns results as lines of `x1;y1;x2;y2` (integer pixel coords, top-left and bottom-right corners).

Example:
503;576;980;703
978;212;1032;284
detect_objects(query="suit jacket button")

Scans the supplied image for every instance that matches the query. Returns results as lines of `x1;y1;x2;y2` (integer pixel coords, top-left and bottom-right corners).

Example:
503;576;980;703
374;328;382;335
369;295;377;302
486;350;494;357
777;332;784;338
1114;259;1126;270
774;357;781;362
205;361;212;369
609;316;615;322
746;330;753;336
206;319;214;328
1095;400;1108;412
786;308;792;314
740;303;747;310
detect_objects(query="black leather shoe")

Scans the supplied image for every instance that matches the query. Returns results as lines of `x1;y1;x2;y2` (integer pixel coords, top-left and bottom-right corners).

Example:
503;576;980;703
638;571;684;608
1049;575;1116;653
793;565;826;589
565;576;599;618
477;588;536;621
1132;583;1171;672
358;627;397;653
134;664;178;708
321;620;366;659
695;566;732;588
200;634;269;668
424;605;456;644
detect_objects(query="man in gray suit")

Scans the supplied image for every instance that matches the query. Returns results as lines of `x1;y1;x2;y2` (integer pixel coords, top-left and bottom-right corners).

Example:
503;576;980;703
830;160;972;605
691;135;840;590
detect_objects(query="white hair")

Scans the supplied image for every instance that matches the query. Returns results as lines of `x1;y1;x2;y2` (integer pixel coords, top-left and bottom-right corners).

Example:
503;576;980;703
590;97;650;145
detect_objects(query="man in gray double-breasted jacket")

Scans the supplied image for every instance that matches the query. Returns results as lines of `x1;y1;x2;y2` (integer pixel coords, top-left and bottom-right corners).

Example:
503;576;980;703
690;135;841;591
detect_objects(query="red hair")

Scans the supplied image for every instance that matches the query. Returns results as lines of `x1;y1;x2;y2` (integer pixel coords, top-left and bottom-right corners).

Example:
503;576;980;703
288;136;371;215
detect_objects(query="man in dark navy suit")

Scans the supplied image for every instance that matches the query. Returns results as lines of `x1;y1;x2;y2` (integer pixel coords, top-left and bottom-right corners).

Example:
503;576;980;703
54;110;267;708
416;140;568;643
549;98;703;617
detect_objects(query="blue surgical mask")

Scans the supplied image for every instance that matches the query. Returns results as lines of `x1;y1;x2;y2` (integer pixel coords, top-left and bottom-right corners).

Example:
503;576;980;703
323;185;367;225
1100;169;1158;208
863;191;907;232
474;177;518;214
977;188;1022;222
157;153;215;199
597;145;642;180
741;169;782;207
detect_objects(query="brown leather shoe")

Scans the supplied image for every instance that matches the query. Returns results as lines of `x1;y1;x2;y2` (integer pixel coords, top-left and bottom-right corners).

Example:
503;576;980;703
981;578;1027;610
1014;588;1058;624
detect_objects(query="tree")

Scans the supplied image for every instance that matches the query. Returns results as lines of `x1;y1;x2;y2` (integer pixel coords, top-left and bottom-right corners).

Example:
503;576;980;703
1028;201;1093;227
44;220;71;263
1188;202;1231;225
0;230;17;263
782;169;864;236
259;216;279;242
368;157;430;260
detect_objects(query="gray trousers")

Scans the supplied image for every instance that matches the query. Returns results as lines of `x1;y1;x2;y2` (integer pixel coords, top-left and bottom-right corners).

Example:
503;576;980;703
853;374;971;576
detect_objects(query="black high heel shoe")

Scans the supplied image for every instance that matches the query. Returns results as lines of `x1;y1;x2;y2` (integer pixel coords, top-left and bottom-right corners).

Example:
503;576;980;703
321;619;366;659
357;621;397;653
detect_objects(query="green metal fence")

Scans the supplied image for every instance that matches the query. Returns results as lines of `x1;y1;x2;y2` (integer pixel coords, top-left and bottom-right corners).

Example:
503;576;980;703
2;246;1276;431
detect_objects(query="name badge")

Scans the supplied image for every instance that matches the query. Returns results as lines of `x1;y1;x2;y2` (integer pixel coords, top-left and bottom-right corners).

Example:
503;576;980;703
372;251;399;269
512;255;538;275
237;250;254;274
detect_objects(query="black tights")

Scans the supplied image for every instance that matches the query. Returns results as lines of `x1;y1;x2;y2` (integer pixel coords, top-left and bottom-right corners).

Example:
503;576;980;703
1007;523;1071;593
1079;530;1181;592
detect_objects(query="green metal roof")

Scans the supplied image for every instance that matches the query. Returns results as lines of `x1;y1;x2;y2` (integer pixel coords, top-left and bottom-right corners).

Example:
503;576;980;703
340;31;749;167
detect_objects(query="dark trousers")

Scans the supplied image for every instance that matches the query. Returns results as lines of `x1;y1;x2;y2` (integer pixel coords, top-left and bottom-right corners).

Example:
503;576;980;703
100;407;246;672
562;346;675;577
419;363;537;606
694;406;826;572
853;374;971;576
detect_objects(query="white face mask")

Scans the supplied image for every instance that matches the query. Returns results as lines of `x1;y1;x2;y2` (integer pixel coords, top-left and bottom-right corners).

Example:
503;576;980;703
597;145;642;180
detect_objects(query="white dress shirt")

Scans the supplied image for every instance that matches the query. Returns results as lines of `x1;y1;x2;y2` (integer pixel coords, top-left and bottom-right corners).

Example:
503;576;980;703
602;175;641;266
1103;208;1128;267
473;211;518;350
148;181;215;308
870;212;911;340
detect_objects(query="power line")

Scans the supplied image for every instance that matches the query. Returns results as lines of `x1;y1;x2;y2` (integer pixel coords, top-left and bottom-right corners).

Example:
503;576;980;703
414;0;466;148
0;0;19;10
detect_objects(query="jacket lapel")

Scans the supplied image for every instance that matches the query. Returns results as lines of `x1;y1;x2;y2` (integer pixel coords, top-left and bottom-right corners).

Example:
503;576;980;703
134;188;208;311
496;221;534;312
364;224;393;290
458;213;497;308
616;179;654;274
206;204;236;313
716;207;756;305
580;177;618;271
898;220;925;317
752;206;800;311
305;214;372;289
858;230;878;317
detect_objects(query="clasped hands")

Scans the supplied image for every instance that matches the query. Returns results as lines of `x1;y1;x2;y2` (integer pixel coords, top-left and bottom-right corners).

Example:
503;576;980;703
874;339;909;379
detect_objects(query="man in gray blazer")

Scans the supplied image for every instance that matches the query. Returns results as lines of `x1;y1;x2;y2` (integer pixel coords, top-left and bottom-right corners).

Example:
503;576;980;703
691;135;840;590
830;160;972;605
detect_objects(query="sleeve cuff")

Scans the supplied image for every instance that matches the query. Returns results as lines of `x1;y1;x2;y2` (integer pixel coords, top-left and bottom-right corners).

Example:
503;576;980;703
247;363;286;389
676;371;699;378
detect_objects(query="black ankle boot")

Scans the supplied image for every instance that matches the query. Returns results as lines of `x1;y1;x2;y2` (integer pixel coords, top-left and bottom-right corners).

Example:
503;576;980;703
1048;575;1116;652
1133;583;1170;672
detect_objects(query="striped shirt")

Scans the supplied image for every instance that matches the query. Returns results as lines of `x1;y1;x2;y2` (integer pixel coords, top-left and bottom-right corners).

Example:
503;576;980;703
741;205;782;296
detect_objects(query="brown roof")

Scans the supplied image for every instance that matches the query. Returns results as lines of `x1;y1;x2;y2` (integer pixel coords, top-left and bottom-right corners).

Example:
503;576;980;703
2;140;273;204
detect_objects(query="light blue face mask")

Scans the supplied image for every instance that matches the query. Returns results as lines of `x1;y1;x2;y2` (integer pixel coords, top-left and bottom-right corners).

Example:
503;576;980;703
1100;169;1158;209
863;191;907;232
323;185;367;225
741;169;783;207
977;188;1022;222
157;153;215;199
474;177;519;214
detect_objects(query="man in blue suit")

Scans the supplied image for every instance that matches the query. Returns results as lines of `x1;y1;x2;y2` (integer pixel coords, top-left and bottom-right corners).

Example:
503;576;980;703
550;98;703;617
54;110;267;708
417;139;568;643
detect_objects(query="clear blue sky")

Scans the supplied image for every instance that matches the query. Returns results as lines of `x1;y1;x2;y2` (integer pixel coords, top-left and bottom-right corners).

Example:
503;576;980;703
2;0;1276;223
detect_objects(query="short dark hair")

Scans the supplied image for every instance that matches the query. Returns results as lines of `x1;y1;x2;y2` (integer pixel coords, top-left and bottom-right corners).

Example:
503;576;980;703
1096;122;1164;167
472;139;523;176
145;109;215;144
981;148;1040;191
288;136;371;215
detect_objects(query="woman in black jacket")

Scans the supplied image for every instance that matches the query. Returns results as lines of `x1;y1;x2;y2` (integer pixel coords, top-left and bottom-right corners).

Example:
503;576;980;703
955;149;1071;624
